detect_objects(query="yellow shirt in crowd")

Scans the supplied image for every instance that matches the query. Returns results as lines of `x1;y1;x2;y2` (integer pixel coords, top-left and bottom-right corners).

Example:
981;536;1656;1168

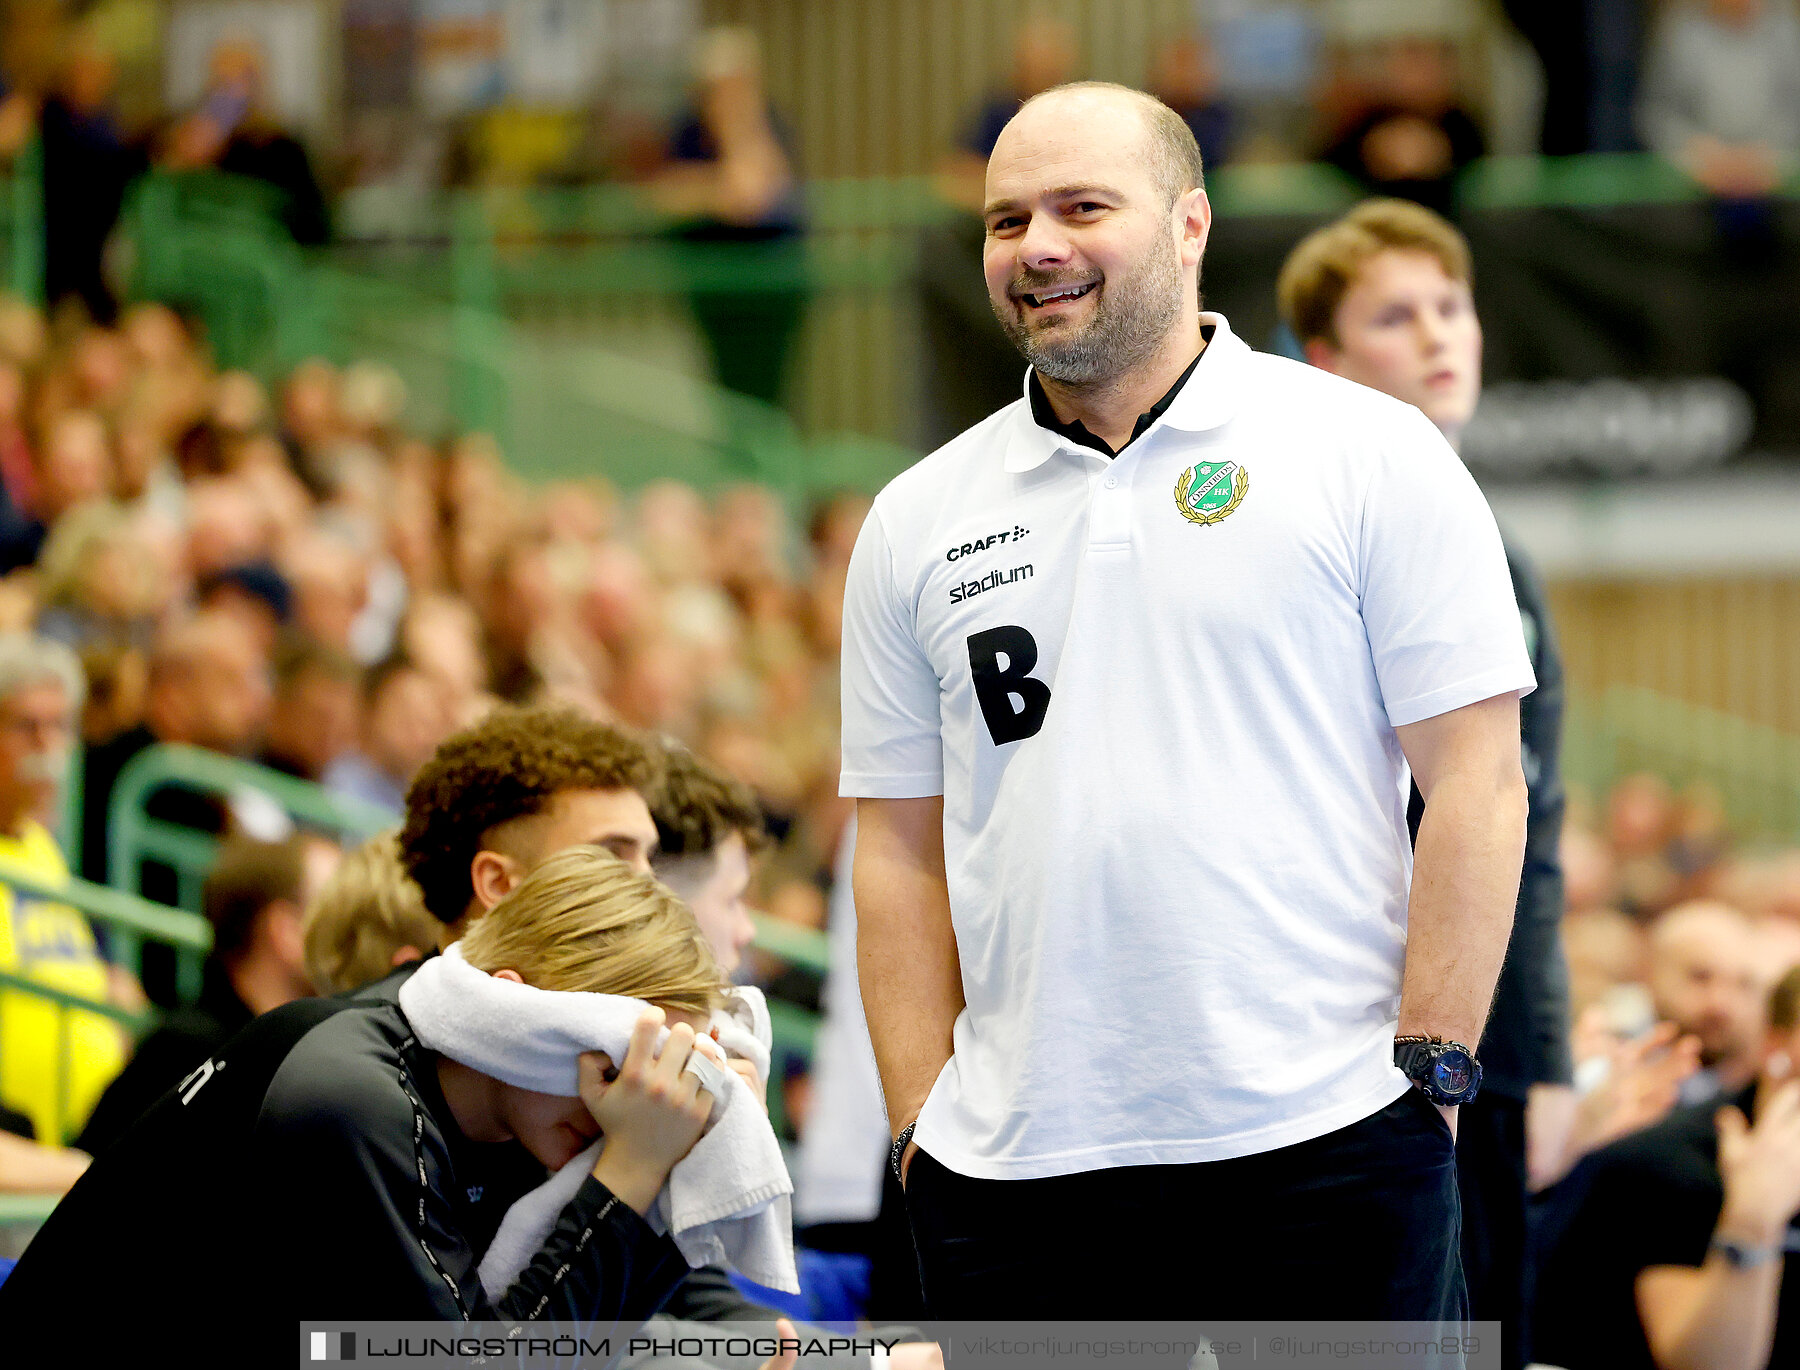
0;820;126;1143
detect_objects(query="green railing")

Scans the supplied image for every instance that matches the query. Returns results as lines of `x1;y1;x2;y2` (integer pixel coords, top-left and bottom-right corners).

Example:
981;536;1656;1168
102;154;1800;501
0;1191;56;1225
751;912;828;1139
1;136;43;303
106;744;391;916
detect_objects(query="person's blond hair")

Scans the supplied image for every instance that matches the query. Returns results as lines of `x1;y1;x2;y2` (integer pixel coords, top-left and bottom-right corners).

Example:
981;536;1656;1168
303;832;440;994
1276;198;1473;349
458;845;724;1013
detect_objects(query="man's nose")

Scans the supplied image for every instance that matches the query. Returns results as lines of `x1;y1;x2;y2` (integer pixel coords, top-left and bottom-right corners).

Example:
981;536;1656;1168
1018;215;1074;269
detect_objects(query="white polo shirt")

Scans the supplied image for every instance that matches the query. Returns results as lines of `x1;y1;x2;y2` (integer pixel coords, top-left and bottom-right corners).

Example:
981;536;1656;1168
840;314;1535;1181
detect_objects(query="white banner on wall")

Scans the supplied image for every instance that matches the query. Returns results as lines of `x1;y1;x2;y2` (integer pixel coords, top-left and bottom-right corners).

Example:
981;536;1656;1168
165;0;329;133
504;0;608;105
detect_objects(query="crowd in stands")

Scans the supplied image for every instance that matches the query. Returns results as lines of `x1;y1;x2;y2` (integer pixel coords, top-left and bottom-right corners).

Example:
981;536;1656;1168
0;292;856;1168
4;6;1796;324
0;294;854;903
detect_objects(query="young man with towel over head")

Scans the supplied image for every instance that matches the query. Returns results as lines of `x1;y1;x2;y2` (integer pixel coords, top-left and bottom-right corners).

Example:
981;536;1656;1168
387;707;937;1367
0;847;801;1365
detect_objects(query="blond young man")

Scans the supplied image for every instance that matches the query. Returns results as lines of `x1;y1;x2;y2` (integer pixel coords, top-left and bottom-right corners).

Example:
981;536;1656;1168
391;708;938;1369
1279;198;1570;1369
302;830;440;995
0;849;742;1355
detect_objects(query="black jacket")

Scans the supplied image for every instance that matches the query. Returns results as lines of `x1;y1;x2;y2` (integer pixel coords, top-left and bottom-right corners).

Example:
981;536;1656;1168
0;996;688;1361
73;959;255;1155
1409;537;1572;1098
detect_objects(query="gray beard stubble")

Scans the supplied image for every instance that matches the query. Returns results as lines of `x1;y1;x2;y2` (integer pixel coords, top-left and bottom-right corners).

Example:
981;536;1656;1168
995;240;1184;386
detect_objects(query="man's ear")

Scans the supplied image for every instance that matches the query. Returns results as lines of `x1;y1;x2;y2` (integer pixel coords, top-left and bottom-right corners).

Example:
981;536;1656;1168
262;900;306;972
469;848;522;913
1304;337;1343;374
1176;186;1212;269
492;969;524;984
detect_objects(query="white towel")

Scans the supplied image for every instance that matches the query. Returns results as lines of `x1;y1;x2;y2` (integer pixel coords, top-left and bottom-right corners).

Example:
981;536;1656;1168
397;946;798;1298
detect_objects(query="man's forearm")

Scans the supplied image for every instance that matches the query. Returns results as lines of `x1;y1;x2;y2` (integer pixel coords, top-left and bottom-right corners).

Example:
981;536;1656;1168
854;798;963;1139
1640;1251;1783;1370
1397;769;1527;1047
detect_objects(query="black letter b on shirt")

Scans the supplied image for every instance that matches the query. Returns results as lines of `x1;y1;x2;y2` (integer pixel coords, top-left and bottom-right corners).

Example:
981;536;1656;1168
967;626;1051;745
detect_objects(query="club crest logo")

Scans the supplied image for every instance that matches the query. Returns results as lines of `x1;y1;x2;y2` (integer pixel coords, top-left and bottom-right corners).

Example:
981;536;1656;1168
1173;459;1248;526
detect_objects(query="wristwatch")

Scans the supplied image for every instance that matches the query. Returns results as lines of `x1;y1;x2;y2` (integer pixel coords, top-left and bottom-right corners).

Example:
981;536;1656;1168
890;1121;916;1183
1710;1234;1778;1269
1394;1035;1483;1106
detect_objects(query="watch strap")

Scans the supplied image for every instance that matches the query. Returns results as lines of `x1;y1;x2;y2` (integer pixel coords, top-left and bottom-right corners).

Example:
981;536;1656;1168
1394;1037;1482;1105
1711;1234;1778;1269
890;1121;916;1183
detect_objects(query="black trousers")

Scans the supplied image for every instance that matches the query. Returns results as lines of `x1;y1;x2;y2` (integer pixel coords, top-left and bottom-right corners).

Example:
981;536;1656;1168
1455;1092;1528;1370
905;1088;1466;1321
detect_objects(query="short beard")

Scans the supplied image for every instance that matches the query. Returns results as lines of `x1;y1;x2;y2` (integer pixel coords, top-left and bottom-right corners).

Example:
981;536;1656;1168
993;240;1184;388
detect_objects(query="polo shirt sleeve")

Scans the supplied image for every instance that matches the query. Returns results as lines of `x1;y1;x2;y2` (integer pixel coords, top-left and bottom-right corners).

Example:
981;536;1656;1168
840;502;945;798
1357;406;1536;728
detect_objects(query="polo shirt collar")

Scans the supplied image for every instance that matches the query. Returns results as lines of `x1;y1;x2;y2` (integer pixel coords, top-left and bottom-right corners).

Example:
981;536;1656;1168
1002;312;1250;473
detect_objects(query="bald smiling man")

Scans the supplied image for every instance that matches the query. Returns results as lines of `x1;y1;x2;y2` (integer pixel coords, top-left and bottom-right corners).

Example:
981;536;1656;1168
841;82;1536;1320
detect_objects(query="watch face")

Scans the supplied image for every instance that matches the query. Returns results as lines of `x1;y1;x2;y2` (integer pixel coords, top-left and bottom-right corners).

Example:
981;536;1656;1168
1432;1050;1474;1096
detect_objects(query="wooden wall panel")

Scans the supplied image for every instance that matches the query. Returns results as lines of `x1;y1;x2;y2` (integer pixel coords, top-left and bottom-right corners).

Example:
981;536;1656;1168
1547;578;1800;736
702;0;1197;179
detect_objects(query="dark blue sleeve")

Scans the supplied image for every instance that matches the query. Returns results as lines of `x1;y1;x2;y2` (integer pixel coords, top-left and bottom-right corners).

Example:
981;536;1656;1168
964;99;1020;157
1481;541;1574;1093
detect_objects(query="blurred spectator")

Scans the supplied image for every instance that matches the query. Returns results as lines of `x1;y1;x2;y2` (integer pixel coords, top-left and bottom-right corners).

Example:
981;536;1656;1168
1648;900;1766;1103
0;72;35;164
0;360;42;573
936;20;1080;211
646;27;805;409
75;832;337;1156
322;653;456;816
647;742;767;978
33;409;113;534
1534;965;1800;1370
35;501;163;651
39;31;137;322
1610;772;1682;917
259;640;361;783
80;610;274;895
162;37;329;245
1322;37;1485;216
281;522;372;662
277;359;342;489
398;593;490;723
1147;33;1234;171
300;831;435;995
1503;0;1648;153
196;560;292;659
1564;822;1622;915
1565;906;1650;1021
0;633;134;1148
1637;0;1800;201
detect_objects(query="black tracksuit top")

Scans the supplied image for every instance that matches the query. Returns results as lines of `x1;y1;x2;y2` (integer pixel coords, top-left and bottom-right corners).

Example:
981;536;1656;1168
0;996;688;1361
